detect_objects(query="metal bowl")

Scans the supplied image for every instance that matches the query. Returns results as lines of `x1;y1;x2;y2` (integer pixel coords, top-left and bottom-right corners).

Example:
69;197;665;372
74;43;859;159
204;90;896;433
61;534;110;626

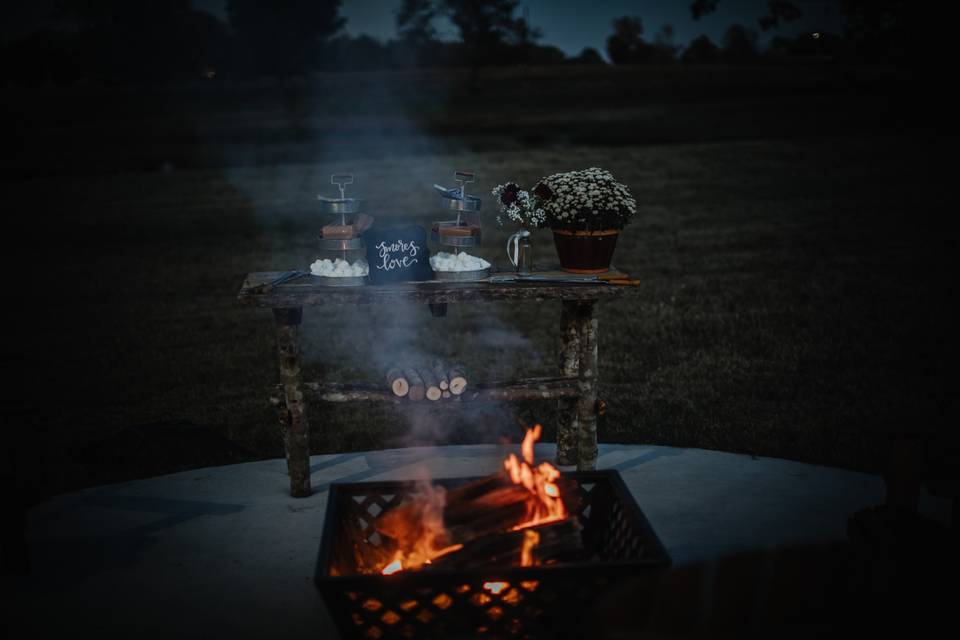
317;197;363;214
432;267;491;281
431;229;481;247
439;193;481;212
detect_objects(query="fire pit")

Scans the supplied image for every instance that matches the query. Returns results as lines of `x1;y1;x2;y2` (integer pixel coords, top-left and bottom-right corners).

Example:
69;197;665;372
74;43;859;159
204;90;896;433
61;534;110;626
315;466;669;639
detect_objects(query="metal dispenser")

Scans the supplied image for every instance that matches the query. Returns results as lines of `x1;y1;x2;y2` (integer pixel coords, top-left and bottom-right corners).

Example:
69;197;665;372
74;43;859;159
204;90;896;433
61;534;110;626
315;173;370;286
429;170;490;280
431;170;482;248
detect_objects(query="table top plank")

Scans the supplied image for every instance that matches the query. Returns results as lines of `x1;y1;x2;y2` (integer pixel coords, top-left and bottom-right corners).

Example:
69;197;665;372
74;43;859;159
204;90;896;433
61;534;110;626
238;271;638;307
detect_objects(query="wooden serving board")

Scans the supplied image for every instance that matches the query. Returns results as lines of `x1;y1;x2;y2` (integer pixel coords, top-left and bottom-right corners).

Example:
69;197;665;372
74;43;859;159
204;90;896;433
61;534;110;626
485;265;630;281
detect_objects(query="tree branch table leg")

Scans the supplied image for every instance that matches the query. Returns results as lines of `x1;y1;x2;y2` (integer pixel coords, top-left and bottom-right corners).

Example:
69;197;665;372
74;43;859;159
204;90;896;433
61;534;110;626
556;300;581;466
575;301;599;471
274;307;311;497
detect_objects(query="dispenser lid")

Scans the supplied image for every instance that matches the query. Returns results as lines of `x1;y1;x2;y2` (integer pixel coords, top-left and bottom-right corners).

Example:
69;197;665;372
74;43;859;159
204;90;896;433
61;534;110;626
434;170;481;212
318;173;363;214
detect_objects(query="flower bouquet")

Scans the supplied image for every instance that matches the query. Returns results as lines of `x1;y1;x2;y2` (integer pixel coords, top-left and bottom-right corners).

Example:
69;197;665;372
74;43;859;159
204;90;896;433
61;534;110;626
494;168;637;273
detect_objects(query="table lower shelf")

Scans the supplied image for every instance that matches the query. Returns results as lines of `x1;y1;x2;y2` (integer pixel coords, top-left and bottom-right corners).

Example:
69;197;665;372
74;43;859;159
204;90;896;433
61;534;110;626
272;376;580;404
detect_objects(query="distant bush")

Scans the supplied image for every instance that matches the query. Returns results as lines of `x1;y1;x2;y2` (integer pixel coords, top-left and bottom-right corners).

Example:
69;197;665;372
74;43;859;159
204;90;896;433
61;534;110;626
681;35;720;64
606;16;678;65
721;24;759;64
570;48;606;66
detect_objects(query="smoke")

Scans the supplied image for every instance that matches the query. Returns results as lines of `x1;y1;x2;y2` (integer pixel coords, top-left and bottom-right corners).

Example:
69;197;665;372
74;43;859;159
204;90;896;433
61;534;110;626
200;70;547;449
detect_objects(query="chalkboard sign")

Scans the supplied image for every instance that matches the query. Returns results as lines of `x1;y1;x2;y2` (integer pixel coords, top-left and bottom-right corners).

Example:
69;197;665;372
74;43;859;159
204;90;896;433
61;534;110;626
363;225;433;284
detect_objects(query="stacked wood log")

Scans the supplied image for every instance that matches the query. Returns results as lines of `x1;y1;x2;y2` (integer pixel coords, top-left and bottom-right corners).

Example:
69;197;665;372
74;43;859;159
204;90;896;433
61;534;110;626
386;369;408;397
386;361;469;401
403;368;425;401
374;471;583;570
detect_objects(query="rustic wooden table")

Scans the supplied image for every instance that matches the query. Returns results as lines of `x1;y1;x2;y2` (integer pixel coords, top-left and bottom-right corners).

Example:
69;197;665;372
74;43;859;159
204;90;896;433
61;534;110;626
238;272;639;497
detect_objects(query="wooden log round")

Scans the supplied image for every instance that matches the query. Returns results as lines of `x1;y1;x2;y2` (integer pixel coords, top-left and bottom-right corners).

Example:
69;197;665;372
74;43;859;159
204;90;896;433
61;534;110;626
404;368;425;401
448;364;468;396
433;359;450;390
419;367;442;401
386;368;409;397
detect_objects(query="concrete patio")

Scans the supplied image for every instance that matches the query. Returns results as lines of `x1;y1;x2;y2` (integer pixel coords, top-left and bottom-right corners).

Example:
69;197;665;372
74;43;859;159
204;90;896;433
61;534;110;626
11;443;951;638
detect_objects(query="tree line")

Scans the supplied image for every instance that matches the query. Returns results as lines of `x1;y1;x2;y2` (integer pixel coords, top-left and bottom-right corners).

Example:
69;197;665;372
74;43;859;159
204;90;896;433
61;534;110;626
2;0;919;85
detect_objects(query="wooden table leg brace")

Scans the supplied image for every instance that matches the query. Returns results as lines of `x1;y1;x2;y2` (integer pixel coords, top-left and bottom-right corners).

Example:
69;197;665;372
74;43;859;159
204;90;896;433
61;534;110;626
273;307;312;497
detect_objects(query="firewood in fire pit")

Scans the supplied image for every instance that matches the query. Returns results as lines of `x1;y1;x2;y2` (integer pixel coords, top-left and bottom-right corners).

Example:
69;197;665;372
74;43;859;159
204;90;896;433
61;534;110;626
404;368;425;401
448;364;467;395
374;471;582;566
429;518;583;569
386;368;409;397
418;368;442;401
374;474;507;545
432;359;450;391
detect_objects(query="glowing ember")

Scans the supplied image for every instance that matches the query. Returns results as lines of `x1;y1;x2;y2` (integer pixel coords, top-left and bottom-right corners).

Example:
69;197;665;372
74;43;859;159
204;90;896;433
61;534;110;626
520;529;540;567
381;557;403;576
483;581;509;595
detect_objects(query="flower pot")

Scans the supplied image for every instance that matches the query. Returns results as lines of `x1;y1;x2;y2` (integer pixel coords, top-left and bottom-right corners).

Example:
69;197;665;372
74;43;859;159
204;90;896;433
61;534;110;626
552;229;619;273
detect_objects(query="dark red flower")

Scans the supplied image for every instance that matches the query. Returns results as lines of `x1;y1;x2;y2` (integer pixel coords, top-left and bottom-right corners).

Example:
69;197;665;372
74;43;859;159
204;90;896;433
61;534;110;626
500;183;520;205
533;182;554;200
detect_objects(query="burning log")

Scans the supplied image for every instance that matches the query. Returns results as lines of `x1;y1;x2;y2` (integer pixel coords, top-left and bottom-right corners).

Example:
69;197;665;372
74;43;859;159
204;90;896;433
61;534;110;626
404;368;425;401
448;364;468;395
373;425;581;575
432;359;450;391
418;368;443;401
375;473;582;571
429;518;583;569
386;368;409;397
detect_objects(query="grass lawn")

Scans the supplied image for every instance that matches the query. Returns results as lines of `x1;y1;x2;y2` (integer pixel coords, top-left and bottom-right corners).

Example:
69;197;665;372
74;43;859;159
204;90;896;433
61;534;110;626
5;66;951;501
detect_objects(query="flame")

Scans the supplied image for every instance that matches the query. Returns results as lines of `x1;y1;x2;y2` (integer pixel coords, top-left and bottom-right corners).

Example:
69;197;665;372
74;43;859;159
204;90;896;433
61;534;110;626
375;423;565;574
503;425;567;530
376;481;453;574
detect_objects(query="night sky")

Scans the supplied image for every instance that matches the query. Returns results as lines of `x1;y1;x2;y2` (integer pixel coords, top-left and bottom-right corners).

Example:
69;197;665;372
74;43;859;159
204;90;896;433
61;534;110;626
323;0;843;55
1;0;842;57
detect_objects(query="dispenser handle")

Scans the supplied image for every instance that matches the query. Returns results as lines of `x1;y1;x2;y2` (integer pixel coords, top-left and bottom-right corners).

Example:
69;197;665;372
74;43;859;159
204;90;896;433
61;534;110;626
454;170;474;200
331;173;354;200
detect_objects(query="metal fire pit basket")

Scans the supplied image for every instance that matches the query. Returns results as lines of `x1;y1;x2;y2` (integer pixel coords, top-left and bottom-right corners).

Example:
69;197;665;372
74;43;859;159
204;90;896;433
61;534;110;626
315;470;670;639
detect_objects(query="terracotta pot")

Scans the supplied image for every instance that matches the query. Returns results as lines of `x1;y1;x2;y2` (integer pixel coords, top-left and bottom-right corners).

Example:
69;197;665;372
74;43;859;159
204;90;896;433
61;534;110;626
552;229;619;274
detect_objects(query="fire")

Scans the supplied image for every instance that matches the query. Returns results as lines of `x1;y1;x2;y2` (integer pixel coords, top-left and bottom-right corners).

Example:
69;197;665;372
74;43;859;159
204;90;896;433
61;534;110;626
520;529;540;567
376;424;566;575
503;424;567;530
